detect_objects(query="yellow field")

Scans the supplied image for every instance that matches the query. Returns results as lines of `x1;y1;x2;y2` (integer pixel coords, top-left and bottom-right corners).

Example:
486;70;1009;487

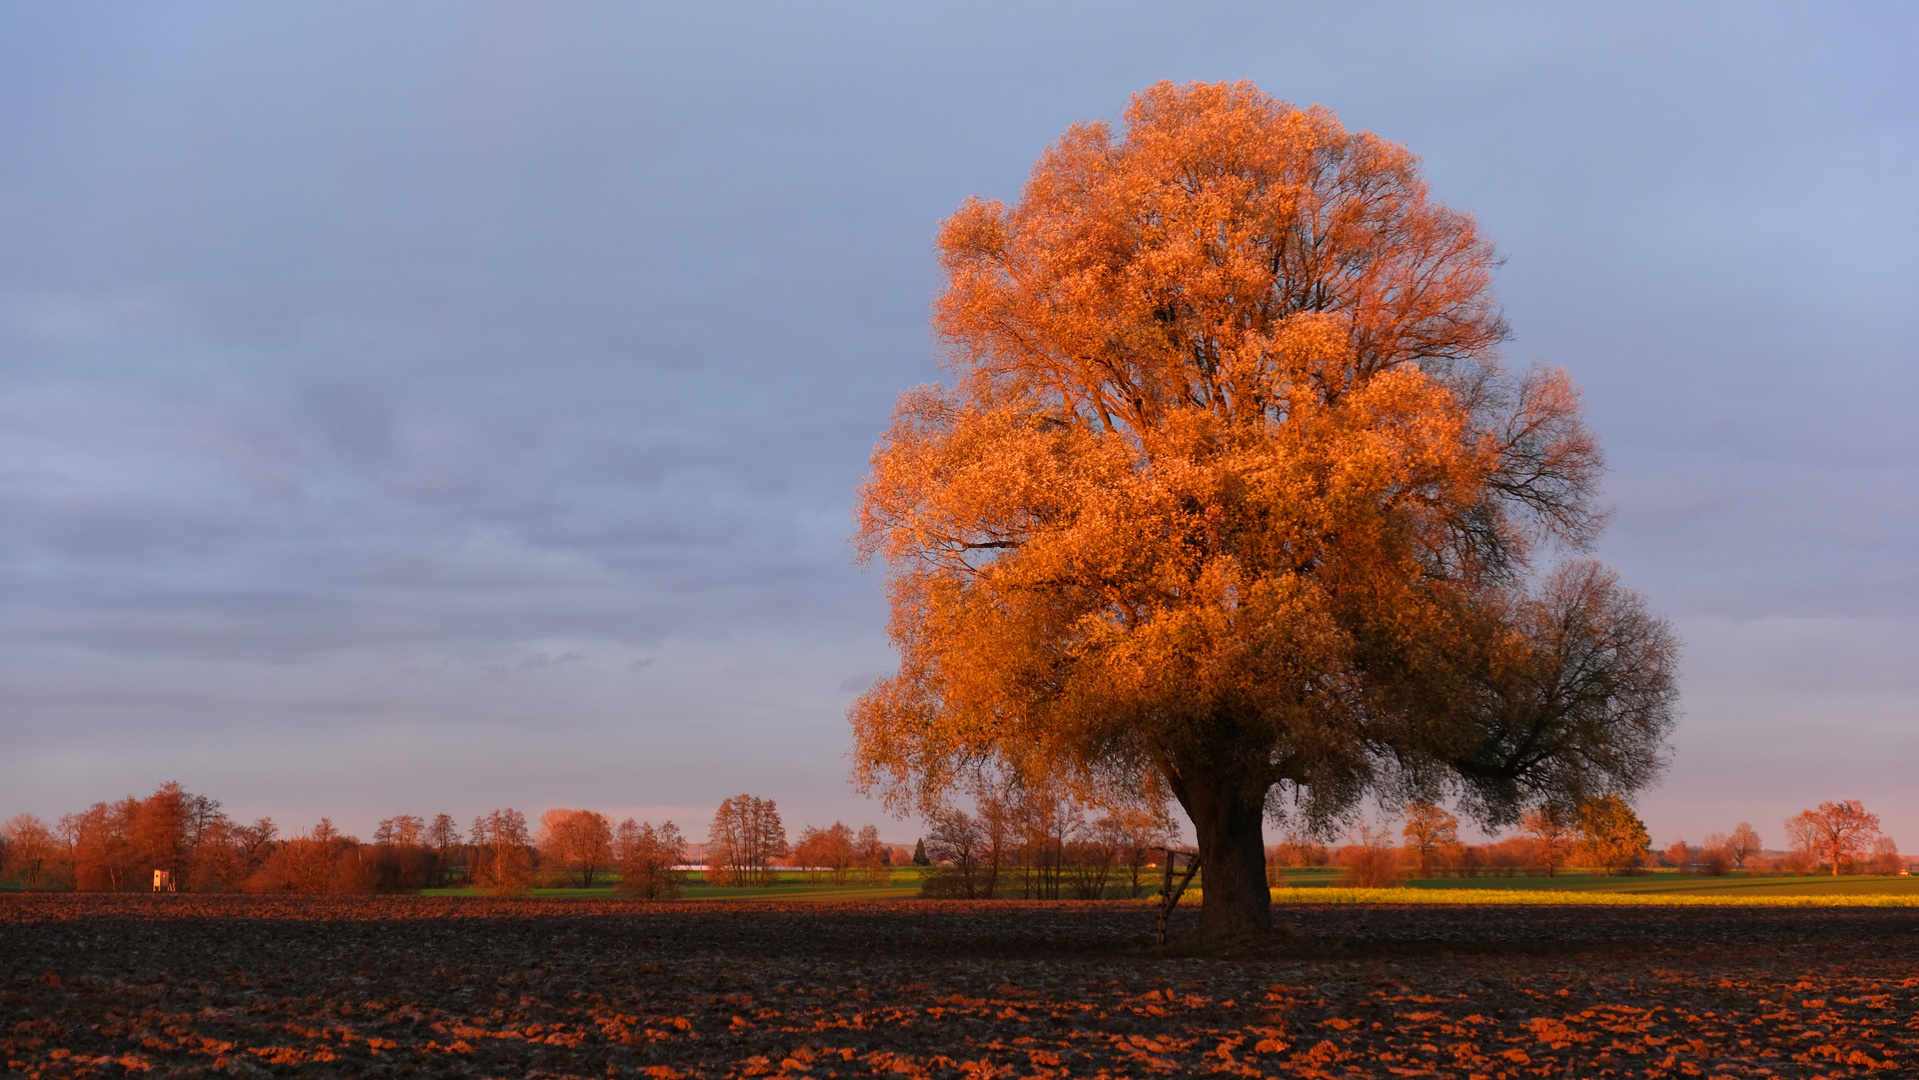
1174;880;1919;906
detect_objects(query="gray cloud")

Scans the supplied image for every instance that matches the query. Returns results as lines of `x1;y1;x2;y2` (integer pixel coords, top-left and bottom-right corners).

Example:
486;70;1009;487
0;2;1912;842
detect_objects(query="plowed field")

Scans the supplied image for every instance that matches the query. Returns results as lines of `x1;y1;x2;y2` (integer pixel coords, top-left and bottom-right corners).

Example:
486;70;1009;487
5;894;1916;1077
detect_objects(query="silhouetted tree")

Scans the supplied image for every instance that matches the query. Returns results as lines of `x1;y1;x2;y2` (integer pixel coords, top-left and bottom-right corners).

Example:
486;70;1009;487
425;813;461;886
920;807;994;898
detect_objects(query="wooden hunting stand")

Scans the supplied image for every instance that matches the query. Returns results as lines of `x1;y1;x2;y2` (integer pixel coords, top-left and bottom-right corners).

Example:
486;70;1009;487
152;869;175;893
1154;847;1200;945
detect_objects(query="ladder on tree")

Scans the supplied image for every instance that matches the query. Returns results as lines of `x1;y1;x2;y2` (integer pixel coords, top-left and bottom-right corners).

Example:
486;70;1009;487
1154;847;1201;945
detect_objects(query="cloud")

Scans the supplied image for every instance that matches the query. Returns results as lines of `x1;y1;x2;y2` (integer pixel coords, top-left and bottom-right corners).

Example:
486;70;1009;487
0;2;1911;844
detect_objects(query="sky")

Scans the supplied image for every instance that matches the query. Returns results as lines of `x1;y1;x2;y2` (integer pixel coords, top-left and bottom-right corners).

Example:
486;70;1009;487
2;3;1914;851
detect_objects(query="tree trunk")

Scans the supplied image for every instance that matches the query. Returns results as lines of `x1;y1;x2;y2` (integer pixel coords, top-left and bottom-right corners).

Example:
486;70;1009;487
1170;771;1272;938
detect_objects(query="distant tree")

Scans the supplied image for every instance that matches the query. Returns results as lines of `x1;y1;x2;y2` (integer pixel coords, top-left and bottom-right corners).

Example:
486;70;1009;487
1401;802;1460;879
1335;820;1401;888
128;782;192;889
1104;810;1173;898
374;815;424;846
1788;801;1880;877
243;818;359;894
1006;785;1080;900
706;795;787;887
1724;822;1761;871
1486;837;1531;877
425;813;461;887
1576;795;1650;876
1269;833;1331;869
614;819;686;900
1697;834;1732;876
855;824;889;884
1663;839;1695;873
1871;836;1902;876
1519;807;1574;877
1456;844;1485;879
233;817;278;879
187;816;247;892
1;814;59;889
912;838;929;866
976;792;1014;896
1062;815;1122;900
64;800;137;890
794;822;858;884
370;814;430;892
920;807;994;898
184;792;224;846
470;808;532;894
537;809;614;888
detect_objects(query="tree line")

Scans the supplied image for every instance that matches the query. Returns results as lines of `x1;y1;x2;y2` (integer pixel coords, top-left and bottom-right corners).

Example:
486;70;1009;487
0;783;689;897
0;784;894;897
2;783;1901;895
1272;798;1904;886
916;785;1175;900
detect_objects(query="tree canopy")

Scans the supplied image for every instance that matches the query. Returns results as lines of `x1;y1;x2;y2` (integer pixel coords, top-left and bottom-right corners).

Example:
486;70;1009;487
851;81;1678;935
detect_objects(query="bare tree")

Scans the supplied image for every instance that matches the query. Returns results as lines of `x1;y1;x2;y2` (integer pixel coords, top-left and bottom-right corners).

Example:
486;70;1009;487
920;807;993;898
425;814;461;887
706;795;787;887
1062;816;1121;900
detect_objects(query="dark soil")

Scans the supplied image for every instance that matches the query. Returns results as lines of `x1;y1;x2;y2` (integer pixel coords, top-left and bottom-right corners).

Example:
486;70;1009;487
4;894;1916;1077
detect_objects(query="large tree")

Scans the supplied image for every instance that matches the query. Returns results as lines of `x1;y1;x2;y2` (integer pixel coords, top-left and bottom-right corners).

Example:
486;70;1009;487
852;81;1679;936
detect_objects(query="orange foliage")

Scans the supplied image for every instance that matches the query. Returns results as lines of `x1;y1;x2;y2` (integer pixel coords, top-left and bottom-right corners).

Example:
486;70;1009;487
1787;801;1882;876
613;819;686;899
851;81;1677;935
537;809;614;888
